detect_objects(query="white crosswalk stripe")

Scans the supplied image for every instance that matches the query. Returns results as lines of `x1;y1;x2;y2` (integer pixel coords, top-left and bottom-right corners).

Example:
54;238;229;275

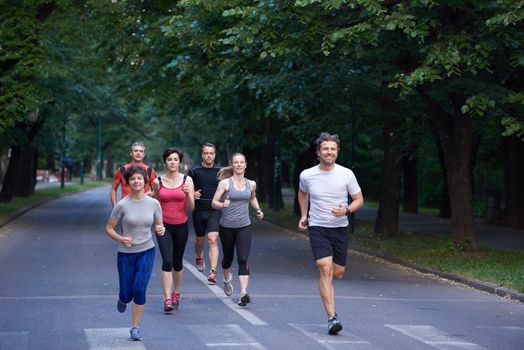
385;324;485;350
84;328;146;350
287;323;379;350
193;324;266;349
0;331;29;350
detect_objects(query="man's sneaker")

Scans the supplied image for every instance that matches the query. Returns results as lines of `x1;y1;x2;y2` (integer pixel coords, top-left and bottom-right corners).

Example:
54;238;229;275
196;257;205;272
171;292;180;310
208;270;217;285
163;298;174;313
130;327;143;341
327;314;343;335
238;292;251;307
223;278;233;296
117;299;127;313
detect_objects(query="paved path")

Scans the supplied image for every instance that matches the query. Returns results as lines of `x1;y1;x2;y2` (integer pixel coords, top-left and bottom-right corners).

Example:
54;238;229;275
0;186;523;349
355;207;524;251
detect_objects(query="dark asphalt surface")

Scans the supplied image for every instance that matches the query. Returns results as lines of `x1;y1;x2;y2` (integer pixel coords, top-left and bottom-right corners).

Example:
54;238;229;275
0;186;523;349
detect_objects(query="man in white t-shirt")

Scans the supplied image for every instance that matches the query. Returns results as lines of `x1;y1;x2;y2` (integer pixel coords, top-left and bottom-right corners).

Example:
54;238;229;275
298;132;364;335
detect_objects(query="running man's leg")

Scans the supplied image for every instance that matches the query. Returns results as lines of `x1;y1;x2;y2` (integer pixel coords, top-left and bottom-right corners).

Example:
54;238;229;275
208;231;219;271
192;209;206;272
316;256;336;318
206;210;221;273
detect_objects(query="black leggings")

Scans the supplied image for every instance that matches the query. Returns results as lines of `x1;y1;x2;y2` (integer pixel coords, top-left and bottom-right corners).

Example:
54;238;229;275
157;222;188;272
219;225;252;276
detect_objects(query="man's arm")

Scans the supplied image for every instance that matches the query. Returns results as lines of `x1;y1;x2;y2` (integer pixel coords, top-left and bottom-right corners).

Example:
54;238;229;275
347;191;364;214
110;183;118;208
297;189;309;230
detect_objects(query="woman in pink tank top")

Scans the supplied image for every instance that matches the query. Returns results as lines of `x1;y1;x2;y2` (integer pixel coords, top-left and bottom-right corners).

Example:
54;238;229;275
152;147;195;313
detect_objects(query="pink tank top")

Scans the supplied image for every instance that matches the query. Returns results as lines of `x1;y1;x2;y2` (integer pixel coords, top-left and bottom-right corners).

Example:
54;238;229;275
158;180;187;225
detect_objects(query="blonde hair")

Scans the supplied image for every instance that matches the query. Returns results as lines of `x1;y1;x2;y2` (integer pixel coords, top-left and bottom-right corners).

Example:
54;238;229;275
217;152;245;180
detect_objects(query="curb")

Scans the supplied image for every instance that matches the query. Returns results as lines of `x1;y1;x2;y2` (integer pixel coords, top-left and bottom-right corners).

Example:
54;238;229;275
261;219;524;304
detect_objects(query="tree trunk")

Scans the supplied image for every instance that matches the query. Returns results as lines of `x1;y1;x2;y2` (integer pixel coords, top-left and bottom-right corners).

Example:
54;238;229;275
293;145;316;215
0;145;21;202
402;149;418;213
105;142;114;178
0;115;43;202
375;113;402;238
504;135;524;228
430;124;452;218
430;96;477;252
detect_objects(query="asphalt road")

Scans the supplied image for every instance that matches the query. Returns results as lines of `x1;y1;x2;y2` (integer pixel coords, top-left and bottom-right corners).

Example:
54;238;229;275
0;186;523;350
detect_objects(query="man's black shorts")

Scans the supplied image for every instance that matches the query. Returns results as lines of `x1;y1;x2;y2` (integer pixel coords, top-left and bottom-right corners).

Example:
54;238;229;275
192;209;220;237
308;226;349;266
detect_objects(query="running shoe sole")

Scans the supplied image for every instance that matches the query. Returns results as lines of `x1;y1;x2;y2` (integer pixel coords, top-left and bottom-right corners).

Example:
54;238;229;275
328;322;343;335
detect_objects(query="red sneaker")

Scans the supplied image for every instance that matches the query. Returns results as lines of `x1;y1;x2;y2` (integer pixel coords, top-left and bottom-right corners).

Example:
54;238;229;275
171;292;180;310
163;298;174;313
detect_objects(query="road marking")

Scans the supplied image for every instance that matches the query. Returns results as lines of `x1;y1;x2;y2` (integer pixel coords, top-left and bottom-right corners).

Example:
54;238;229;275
385;325;485;350
183;259;267;326
84;328;146;350
287;323;377;350
0;331;29;350
476;326;524;331
0;294;498;303
195;324;266;349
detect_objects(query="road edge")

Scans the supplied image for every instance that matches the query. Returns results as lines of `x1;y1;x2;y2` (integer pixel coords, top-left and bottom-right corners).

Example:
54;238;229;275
260;219;524;304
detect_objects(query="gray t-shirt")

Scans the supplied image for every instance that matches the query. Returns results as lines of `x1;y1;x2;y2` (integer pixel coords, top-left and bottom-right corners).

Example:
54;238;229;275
220;178;252;228
110;195;162;253
299;163;361;228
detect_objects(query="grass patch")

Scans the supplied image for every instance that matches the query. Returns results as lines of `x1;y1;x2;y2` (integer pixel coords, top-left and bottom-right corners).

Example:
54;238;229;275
261;200;524;293
0;181;108;222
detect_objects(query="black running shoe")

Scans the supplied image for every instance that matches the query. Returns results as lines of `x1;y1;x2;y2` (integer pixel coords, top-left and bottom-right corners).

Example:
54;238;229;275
238;292;250;307
117;299;127;313
328;314;343;335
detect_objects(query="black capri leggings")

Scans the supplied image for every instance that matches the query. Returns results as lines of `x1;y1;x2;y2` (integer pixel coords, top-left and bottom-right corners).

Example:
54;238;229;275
219;225;252;276
157;222;188;272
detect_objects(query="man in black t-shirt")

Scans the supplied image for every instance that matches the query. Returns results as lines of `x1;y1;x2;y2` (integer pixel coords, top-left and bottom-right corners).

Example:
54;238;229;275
188;143;221;284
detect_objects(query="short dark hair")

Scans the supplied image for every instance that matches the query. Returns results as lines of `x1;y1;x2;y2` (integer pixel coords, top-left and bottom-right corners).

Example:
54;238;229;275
201;143;216;152
162;147;183;163
316;132;340;150
123;165;148;184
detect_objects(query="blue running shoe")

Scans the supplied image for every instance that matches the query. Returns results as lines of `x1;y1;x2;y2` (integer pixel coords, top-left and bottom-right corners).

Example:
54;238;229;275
130;327;143;341
117;300;127;313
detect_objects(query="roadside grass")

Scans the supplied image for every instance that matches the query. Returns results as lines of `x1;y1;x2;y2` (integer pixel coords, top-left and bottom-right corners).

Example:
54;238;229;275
0;181;108;222
260;201;524;293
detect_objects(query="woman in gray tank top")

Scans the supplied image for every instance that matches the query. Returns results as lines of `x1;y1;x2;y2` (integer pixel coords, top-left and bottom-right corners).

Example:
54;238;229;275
212;153;264;307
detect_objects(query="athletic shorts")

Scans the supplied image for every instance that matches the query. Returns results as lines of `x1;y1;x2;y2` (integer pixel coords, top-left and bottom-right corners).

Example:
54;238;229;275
192;209;221;237
308;226;349;266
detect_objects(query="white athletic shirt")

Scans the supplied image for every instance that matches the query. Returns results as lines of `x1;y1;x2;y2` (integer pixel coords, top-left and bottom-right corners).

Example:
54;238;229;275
299;163;361;228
